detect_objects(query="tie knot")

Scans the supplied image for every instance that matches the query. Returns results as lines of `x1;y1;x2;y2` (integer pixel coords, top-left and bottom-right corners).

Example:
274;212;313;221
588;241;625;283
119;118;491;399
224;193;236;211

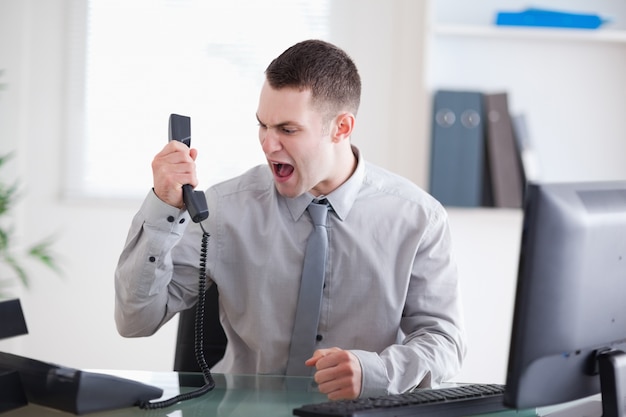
307;200;329;226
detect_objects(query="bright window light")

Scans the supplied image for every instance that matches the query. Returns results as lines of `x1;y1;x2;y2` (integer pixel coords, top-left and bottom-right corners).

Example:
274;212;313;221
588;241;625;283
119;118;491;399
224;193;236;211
67;0;329;199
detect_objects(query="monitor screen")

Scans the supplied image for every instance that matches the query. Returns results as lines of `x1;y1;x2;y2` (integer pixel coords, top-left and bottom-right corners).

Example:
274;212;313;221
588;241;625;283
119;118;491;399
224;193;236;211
504;181;626;415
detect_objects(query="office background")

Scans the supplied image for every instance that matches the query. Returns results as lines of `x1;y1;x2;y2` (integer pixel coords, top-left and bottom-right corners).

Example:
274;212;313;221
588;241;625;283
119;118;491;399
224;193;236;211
0;0;625;385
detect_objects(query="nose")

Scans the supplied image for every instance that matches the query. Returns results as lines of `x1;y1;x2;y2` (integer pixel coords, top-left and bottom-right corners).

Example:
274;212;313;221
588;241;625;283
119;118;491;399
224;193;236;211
260;127;282;154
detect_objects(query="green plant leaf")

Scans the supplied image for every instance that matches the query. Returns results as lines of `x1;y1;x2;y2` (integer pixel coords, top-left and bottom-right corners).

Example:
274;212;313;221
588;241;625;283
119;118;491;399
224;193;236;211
0;228;8;251
0;153;19;216
3;254;30;288
0;152;62;296
28;239;62;274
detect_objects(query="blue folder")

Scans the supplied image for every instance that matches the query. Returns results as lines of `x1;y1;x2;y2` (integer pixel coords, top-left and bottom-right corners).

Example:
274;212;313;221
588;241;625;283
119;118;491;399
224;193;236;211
495;8;607;30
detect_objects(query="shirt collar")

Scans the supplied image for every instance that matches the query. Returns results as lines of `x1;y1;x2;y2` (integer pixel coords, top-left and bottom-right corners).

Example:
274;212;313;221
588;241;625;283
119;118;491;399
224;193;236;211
284;145;365;222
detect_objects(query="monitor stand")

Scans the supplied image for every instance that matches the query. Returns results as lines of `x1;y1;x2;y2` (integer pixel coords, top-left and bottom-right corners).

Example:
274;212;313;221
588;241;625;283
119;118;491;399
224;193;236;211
541;350;626;417
598;350;626;417
0;299;29;413
0;299;28;340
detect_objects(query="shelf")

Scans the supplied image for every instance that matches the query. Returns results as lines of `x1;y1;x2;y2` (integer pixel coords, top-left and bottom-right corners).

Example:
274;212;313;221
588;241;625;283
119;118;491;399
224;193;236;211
431;23;626;44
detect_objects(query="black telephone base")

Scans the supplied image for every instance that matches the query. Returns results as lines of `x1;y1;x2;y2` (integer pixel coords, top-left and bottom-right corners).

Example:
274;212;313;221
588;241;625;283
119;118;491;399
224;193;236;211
0;369;28;413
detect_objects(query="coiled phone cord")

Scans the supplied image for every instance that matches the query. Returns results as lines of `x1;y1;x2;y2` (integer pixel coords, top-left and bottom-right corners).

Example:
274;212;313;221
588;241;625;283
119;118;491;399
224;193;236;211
139;225;216;409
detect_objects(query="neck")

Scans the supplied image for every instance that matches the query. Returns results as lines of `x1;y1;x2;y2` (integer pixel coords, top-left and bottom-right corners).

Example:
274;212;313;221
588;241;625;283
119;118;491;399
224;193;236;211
310;144;357;197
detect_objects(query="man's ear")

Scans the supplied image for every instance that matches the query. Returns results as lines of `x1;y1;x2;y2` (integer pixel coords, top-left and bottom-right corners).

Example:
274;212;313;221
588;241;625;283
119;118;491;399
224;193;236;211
331;113;356;143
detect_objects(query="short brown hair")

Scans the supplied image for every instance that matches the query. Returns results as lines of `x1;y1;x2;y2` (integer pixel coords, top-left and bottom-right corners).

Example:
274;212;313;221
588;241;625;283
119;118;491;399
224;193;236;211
265;39;361;120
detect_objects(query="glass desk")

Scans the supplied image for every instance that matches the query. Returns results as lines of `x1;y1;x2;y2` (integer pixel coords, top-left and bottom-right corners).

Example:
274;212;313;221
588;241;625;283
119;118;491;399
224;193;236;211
3;369;594;417
3;371;327;417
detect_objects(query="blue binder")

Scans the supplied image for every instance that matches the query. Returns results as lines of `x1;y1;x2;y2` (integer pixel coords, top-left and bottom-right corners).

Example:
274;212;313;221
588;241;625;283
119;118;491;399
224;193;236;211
429;90;491;207
495;8;607;30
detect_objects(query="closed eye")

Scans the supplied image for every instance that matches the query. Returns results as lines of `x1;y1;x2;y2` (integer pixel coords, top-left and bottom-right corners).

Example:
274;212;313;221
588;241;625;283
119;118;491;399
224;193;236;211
256;115;300;135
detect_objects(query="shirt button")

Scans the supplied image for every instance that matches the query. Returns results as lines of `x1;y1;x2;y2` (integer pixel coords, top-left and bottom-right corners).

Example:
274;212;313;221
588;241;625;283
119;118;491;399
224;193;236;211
179;218;185;224
167;216;175;223
316;334;323;342
148;256;156;262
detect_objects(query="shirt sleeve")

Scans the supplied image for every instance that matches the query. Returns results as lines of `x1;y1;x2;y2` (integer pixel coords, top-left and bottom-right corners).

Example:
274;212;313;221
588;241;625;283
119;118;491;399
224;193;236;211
114;190;201;337
352;206;466;397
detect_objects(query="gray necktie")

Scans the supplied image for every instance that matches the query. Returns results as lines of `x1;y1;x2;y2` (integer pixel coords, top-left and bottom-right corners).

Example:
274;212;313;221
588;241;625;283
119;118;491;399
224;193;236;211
286;199;329;376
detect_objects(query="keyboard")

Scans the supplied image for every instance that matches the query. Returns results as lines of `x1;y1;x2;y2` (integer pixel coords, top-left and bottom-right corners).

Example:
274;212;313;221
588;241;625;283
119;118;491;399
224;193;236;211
293;383;508;417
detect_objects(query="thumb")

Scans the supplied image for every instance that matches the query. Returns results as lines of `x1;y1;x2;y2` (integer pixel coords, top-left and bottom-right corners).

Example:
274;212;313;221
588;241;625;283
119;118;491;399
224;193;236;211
305;348;335;367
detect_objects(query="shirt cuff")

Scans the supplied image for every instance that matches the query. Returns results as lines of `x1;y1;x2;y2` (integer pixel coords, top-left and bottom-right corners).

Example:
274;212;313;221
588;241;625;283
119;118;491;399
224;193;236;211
142;189;190;235
350;349;389;398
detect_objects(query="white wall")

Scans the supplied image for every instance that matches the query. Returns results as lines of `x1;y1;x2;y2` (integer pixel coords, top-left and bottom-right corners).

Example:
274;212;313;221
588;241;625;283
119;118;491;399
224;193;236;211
446;208;522;384
0;0;181;371
0;0;519;384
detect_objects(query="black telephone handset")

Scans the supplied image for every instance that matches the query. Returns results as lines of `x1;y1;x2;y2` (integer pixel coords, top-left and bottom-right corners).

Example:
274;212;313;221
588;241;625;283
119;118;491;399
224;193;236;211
168;114;209;223
140;115;215;410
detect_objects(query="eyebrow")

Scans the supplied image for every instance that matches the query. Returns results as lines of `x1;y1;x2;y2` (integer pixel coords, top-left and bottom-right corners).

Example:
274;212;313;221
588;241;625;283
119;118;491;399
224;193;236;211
255;114;300;129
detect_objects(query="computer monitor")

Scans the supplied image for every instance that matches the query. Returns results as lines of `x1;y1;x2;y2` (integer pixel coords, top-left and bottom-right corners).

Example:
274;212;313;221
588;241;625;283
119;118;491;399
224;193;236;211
504;180;626;416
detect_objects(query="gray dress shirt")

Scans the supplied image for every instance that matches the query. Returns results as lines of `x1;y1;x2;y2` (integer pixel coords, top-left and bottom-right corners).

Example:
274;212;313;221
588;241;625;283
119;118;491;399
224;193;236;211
115;147;466;397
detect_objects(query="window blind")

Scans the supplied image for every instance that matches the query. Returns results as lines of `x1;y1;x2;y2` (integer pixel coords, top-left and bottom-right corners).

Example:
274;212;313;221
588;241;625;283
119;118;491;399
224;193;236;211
65;0;330;199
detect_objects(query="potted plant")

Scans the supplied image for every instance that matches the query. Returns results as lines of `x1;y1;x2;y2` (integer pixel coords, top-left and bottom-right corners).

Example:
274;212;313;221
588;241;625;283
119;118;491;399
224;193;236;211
0;71;61;299
0;153;61;299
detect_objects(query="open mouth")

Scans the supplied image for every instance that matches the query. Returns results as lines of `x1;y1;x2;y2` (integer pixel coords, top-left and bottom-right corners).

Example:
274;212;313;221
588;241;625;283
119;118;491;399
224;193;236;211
273;163;294;179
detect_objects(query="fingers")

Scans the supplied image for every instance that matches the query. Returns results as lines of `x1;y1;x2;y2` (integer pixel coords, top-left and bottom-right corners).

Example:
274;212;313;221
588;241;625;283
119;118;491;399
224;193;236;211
309;348;362;400
305;348;329;367
152;141;200;208
320;379;361;401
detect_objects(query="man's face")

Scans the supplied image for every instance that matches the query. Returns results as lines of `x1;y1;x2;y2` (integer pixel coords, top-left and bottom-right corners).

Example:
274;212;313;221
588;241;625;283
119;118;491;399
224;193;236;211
257;81;340;198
